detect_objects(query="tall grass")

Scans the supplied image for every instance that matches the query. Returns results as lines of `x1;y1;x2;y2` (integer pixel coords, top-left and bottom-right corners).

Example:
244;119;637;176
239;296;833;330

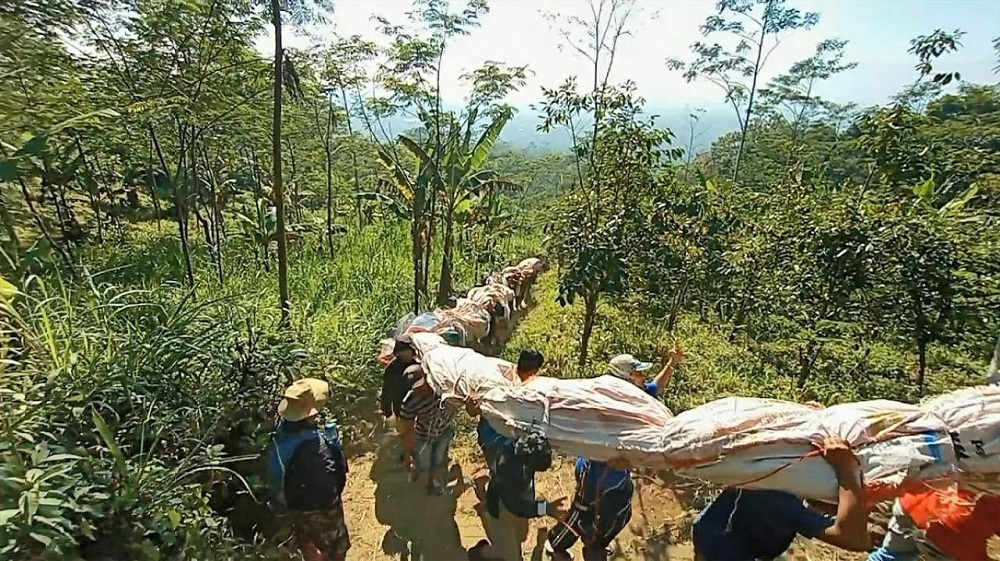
5;217;543;558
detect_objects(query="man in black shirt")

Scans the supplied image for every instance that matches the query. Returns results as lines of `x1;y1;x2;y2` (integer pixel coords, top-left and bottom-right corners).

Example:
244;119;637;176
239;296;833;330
380;335;418;462
469;433;566;561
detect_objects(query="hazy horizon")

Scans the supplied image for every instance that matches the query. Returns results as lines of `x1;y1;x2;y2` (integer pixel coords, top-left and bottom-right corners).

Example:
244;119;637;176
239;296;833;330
264;0;1000;152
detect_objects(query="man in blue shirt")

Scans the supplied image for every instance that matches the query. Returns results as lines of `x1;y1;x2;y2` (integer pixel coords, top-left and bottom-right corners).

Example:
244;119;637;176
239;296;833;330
693;437;871;561
607;347;683;397
546;347;685;560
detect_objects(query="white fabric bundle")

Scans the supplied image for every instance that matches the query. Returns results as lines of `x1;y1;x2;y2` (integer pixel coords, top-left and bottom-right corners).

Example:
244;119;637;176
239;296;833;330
480;375;674;466
421;345;518;403
668;398;956;503
922;385;1000;492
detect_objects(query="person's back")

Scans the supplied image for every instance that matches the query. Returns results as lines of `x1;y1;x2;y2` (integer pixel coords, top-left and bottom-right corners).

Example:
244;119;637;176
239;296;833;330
695;489;833;561
693;437;869;561
868;487;1000;561
277;420;348;510
268;379;351;561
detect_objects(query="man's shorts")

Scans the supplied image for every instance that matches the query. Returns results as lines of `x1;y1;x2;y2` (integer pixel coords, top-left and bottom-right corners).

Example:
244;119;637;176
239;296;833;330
290;502;351;559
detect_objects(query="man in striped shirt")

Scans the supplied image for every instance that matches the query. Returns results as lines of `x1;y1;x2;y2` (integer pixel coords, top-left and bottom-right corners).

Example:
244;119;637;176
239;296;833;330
399;364;455;495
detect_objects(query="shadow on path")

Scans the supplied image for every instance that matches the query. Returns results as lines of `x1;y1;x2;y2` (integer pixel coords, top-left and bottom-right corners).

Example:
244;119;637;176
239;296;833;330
370;439;470;560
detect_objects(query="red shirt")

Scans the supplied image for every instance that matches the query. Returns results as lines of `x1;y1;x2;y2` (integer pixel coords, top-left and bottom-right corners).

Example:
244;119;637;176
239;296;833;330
900;487;1000;561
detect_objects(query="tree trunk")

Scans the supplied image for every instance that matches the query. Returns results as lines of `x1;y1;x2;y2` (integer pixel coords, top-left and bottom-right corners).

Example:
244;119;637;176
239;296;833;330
201;146;225;285
325;93;335;257
146;140;162;232
271;0;291;327
412;217;424;316
578;290;599;368
667;274;691;331
436;209;456;306
151;123;194;286
731;5;771;184
917;337;928;395
174;126;196;288
285;138;300;223
341;88;363;227
796;341;822;389
74;138;103;243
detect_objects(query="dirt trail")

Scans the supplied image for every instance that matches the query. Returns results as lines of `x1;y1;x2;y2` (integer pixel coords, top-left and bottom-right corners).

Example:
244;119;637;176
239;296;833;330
342;423;696;561
340;422;867;561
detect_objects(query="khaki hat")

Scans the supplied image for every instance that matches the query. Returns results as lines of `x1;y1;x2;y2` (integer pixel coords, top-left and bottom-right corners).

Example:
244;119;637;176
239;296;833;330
278;378;330;421
608;354;653;381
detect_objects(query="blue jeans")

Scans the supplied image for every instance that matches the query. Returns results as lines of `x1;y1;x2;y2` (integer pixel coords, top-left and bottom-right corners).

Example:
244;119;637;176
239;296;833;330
414;425;454;479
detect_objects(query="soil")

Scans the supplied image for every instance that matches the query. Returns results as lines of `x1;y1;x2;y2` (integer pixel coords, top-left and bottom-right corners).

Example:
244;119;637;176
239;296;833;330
339;421;867;561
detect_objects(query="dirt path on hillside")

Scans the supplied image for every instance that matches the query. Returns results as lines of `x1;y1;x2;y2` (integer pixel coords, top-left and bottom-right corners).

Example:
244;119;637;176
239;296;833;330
341;425;696;561
339;422;868;561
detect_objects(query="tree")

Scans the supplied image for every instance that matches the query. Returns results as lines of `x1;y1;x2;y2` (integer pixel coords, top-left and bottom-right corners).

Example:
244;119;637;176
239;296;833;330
317;35;378;235
540;80;681;366
667;0;818;183
369;0;490;311
268;0;332;327
757;38;856;162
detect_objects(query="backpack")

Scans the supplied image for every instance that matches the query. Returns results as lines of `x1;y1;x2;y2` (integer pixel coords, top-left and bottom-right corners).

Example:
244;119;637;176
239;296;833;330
266;420;346;509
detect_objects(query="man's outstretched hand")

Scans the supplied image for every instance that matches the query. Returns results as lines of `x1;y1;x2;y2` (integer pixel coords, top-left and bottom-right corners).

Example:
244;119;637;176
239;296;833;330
816;436;859;476
662;343;686;366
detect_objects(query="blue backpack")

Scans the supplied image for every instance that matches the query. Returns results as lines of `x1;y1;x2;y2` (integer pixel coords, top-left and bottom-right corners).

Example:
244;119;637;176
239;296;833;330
267;420;345;508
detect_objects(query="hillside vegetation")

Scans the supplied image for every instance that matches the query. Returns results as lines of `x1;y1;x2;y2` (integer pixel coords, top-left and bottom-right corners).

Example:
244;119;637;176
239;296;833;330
2;0;999;559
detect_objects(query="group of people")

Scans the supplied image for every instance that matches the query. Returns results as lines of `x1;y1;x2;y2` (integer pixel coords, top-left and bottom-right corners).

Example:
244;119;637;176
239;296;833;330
379;336;689;561
264;337;1000;561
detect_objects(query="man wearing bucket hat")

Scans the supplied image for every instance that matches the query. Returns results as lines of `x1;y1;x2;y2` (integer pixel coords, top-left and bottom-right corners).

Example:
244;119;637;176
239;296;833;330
267;378;351;561
607;344;685;398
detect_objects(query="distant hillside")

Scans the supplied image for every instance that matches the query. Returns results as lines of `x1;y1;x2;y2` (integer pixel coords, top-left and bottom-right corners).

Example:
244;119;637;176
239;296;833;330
358;104;739;155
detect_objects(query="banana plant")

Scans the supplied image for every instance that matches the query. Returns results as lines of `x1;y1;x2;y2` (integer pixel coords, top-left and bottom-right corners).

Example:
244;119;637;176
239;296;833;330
234;198;277;271
398;106;522;305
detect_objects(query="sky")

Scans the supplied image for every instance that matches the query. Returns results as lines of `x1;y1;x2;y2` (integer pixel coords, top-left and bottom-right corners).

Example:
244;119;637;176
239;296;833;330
260;0;1000;148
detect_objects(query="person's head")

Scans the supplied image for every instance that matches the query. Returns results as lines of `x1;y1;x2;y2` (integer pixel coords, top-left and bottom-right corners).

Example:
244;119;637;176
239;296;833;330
516;349;544;381
513;432;553;472
278;378;330;423
393;334;415;363
608;353;653;387
405;364;432;395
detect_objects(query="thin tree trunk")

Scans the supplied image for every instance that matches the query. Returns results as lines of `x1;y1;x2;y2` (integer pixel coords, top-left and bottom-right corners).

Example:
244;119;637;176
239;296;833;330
412;217;424;316
284;138;300;222
341;88;363;227
271;0;291;327
200;145;225;285
325;93;335;257
147;139;162;232
74;137;103;243
151;123;194;287
436;209;456;306
579;289;599;368
917;337;928;395
732;6;771;183
15;177;74;272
